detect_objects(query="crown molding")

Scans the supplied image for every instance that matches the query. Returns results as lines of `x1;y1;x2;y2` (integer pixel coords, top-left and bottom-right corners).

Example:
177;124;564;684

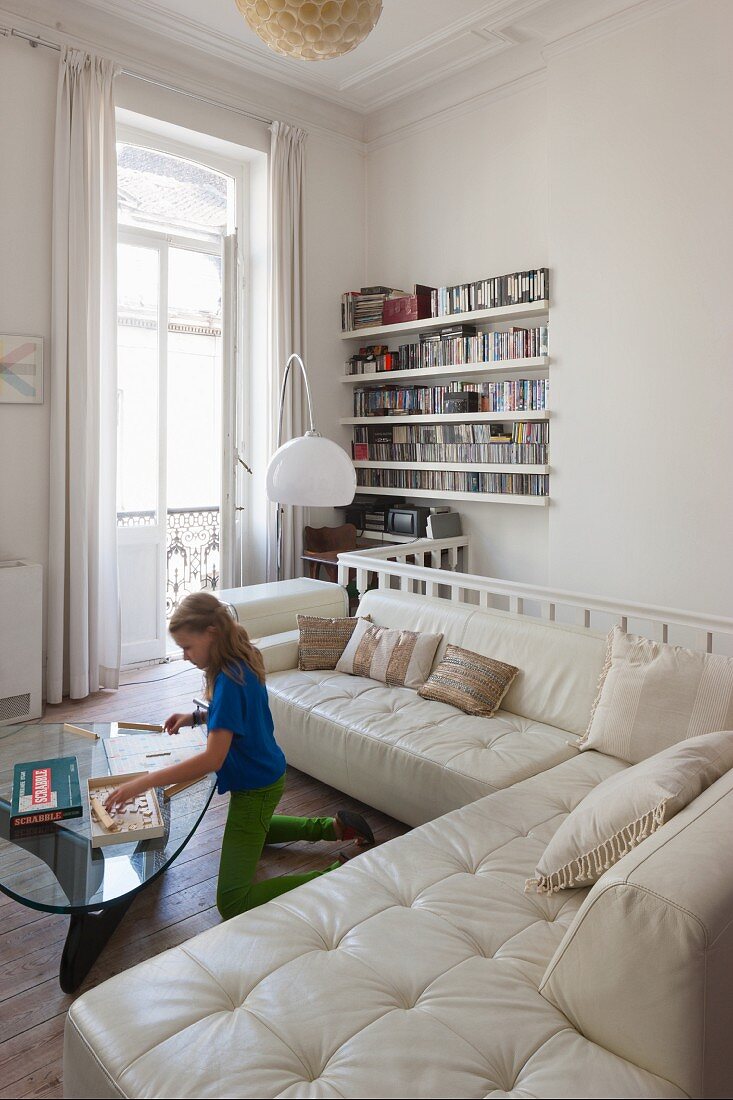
542;0;692;61
365;67;547;154
349;31;518;113
1;0;698;155
337;0;546;93
0;0;366;144
64;0;549;116
70;0;344;104
364;0;692;149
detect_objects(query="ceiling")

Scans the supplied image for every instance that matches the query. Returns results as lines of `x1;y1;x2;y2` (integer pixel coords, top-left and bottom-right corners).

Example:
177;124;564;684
70;0;648;115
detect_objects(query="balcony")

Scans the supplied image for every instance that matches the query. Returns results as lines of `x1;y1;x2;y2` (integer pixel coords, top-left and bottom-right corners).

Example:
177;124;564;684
117;507;220;617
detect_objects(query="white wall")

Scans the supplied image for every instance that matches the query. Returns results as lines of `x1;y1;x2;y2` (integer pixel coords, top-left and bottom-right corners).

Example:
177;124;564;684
365;82;550;583
303;132;366;537
0;35;56;575
546;0;733;615
363;0;733;615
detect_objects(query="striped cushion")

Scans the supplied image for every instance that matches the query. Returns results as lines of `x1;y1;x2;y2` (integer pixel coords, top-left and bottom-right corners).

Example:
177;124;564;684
577;626;733;763
297;615;370;671
335;619;442;690
417;644;519;717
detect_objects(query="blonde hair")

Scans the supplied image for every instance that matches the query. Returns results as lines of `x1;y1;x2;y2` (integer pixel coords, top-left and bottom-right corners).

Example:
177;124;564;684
169;591;266;699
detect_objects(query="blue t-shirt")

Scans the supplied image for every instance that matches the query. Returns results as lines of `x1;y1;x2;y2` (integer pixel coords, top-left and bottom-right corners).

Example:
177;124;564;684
206;661;286;795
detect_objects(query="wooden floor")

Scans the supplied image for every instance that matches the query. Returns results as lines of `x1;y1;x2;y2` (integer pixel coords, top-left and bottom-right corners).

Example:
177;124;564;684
0;663;409;1098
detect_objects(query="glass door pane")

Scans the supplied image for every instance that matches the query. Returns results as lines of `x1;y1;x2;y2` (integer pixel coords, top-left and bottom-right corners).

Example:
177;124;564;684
166;246;223;619
116;242;167;664
117;243;160;524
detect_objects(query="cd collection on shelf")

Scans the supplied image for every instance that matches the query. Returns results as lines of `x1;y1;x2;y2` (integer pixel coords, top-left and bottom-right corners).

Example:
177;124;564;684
352;421;548;465
353;379;548;417
356;468;549;497
341;269;549;331
431;268;548;317
346;325;548;375
340;265;550;502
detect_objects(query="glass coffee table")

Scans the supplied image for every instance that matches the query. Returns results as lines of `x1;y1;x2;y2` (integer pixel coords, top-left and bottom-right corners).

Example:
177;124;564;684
0;722;215;992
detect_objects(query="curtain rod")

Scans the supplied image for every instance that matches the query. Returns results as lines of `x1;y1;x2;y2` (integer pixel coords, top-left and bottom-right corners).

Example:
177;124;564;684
3;26;274;127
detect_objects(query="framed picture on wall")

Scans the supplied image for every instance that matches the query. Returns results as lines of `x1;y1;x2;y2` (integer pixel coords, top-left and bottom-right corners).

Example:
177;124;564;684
0;334;44;404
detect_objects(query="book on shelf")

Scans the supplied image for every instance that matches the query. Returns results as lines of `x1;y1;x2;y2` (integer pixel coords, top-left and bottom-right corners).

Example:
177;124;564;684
383;284;435;326
10;755;83;830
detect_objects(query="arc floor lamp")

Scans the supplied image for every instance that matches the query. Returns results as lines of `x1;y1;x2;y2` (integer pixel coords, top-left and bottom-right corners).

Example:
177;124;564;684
266;353;356;580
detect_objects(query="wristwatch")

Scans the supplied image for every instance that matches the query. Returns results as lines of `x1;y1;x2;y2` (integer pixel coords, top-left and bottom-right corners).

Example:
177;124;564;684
192;705;204;727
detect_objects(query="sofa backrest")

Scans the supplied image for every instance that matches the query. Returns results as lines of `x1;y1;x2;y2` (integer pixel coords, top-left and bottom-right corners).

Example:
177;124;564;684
540;765;733;1099
357;588;607;735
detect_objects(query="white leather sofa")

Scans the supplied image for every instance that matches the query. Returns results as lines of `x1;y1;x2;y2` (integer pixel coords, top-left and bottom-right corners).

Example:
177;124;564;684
267;589;608;825
64;585;733;1098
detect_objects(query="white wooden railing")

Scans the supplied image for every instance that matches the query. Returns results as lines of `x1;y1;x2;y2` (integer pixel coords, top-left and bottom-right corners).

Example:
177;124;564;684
336;536;469;599
336;545;733;654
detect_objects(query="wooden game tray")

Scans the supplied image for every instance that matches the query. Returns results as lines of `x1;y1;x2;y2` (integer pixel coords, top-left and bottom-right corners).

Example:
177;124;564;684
86;772;165;848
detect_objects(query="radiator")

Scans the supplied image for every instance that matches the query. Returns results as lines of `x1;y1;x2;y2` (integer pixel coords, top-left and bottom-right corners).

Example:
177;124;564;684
0;560;42;726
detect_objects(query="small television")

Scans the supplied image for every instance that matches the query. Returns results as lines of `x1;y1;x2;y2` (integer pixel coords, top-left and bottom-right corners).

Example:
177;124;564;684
386;506;430;539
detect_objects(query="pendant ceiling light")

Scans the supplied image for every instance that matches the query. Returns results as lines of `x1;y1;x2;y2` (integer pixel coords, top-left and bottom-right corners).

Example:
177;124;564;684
236;0;383;62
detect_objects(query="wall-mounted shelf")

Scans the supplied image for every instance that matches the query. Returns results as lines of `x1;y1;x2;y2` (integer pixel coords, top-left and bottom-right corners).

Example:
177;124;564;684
341;410;550;426
351;485;549;506
341;301;550;342
342;356;549;386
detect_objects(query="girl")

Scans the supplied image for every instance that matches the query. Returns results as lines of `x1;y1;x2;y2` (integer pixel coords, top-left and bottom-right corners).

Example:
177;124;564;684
105;591;374;921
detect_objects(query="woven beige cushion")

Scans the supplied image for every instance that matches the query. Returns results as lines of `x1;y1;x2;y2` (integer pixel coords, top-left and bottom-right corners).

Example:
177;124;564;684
529;728;733;895
418;643;519;717
335;618;442;690
296;614;370;671
577;625;733;763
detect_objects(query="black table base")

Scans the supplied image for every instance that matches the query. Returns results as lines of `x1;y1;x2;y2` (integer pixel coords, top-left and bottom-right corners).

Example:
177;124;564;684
1;800;134;992
60;895;135;993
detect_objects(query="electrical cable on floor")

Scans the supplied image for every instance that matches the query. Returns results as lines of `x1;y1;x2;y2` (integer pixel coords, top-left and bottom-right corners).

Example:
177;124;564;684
118;666;200;686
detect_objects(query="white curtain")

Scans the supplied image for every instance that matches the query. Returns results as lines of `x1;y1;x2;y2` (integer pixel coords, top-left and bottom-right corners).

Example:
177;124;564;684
267;121;307;581
47;49;120;702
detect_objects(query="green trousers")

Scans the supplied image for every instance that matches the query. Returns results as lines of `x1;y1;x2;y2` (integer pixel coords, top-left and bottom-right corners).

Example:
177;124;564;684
216;772;340;921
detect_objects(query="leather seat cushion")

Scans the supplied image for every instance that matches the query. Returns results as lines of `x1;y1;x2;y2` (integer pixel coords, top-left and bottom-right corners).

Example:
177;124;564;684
267;669;580;825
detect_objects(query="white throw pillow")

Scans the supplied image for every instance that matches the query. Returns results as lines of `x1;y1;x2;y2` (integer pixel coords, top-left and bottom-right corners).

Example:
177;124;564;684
578;625;733;763
527;729;733;895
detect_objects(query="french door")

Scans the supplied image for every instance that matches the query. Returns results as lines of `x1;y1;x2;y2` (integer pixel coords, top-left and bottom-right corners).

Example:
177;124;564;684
117;231;237;665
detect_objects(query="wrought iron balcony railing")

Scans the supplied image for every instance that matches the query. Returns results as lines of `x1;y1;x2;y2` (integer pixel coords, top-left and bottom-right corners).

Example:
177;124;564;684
117;506;220;617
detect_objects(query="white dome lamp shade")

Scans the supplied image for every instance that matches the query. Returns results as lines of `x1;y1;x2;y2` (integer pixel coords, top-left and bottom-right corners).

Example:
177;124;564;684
266;353;356;577
266;433;356;506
